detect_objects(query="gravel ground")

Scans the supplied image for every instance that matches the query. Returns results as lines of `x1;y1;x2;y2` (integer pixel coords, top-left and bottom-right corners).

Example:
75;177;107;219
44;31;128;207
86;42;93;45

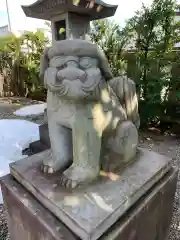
0;206;9;240
0;98;179;239
0;97;45;122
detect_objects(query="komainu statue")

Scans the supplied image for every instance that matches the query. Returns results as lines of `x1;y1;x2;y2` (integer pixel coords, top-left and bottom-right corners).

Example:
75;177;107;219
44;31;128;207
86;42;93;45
40;40;140;188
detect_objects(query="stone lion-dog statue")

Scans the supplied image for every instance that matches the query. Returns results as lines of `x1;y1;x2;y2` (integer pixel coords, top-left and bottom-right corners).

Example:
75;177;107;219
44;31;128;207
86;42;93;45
40;39;140;188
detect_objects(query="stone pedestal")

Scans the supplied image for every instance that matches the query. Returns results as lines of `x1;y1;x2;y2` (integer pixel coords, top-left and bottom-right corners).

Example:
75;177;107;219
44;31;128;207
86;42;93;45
30;123;50;154
1;167;177;240
29;108;50;154
0;148;176;240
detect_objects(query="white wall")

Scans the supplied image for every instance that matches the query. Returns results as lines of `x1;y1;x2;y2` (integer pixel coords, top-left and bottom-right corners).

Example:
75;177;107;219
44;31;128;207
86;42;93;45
174;14;180;48
174;15;180;23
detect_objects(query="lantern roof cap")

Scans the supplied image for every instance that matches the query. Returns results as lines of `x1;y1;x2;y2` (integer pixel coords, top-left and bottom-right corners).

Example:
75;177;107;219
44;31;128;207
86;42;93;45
21;0;118;21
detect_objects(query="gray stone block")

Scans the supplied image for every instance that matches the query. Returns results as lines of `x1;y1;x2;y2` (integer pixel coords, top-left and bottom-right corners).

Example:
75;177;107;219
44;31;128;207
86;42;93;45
29;140;49;154
29;123;50;154
1;175;77;240
10;148;173;240
39;123;50;147
1;168;177;240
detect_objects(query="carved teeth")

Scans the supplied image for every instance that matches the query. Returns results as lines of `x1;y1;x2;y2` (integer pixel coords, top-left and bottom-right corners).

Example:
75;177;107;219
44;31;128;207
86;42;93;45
48;167;54;174
71;180;77;188
43;166;48;173
66;179;72;188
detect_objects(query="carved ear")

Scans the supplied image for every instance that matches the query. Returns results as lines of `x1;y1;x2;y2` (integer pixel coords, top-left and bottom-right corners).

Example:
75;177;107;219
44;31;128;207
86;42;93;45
40;47;50;85
97;48;113;81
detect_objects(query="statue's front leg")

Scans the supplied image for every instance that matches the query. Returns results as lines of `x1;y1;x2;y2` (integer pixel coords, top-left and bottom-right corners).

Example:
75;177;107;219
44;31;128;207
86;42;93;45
42;114;73;174
60;110;102;188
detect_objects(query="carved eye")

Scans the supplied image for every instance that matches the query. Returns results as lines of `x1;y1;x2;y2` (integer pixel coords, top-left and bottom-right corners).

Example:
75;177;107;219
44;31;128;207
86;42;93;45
80;57;98;69
50;56;65;68
80;57;90;69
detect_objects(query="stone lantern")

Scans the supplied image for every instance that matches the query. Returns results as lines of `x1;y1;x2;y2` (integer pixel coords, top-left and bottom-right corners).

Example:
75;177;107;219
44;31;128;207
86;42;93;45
22;0;118;42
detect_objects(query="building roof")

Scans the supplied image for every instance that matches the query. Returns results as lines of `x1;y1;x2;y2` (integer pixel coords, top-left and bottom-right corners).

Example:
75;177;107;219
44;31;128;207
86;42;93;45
21;0;118;21
0;25;8;30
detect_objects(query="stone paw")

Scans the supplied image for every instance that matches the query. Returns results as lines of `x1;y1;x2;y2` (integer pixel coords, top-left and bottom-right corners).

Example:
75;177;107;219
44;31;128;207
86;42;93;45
41;165;55;174
41;154;72;174
59;175;79;188
59;165;99;188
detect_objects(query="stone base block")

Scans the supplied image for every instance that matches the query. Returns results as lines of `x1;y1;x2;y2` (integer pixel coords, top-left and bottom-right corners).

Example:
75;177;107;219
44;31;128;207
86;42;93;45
39;123;50;147
29;140;49;154
1;168;178;240
9;148;174;239
29;123;50;154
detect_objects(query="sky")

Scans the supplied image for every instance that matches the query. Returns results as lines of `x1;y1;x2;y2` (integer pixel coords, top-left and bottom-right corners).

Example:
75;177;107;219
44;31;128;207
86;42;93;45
0;0;153;31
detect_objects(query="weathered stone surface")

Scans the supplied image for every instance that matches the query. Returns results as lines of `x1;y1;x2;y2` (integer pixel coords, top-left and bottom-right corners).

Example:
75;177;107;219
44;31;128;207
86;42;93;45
39;123;50;147
1;175;77;240
29;123;50;154
23;0;122;191
1;167;177;240
30;140;49;154
29;109;49;154
40;39;140;189
100;168;178;240
10;148;172;240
